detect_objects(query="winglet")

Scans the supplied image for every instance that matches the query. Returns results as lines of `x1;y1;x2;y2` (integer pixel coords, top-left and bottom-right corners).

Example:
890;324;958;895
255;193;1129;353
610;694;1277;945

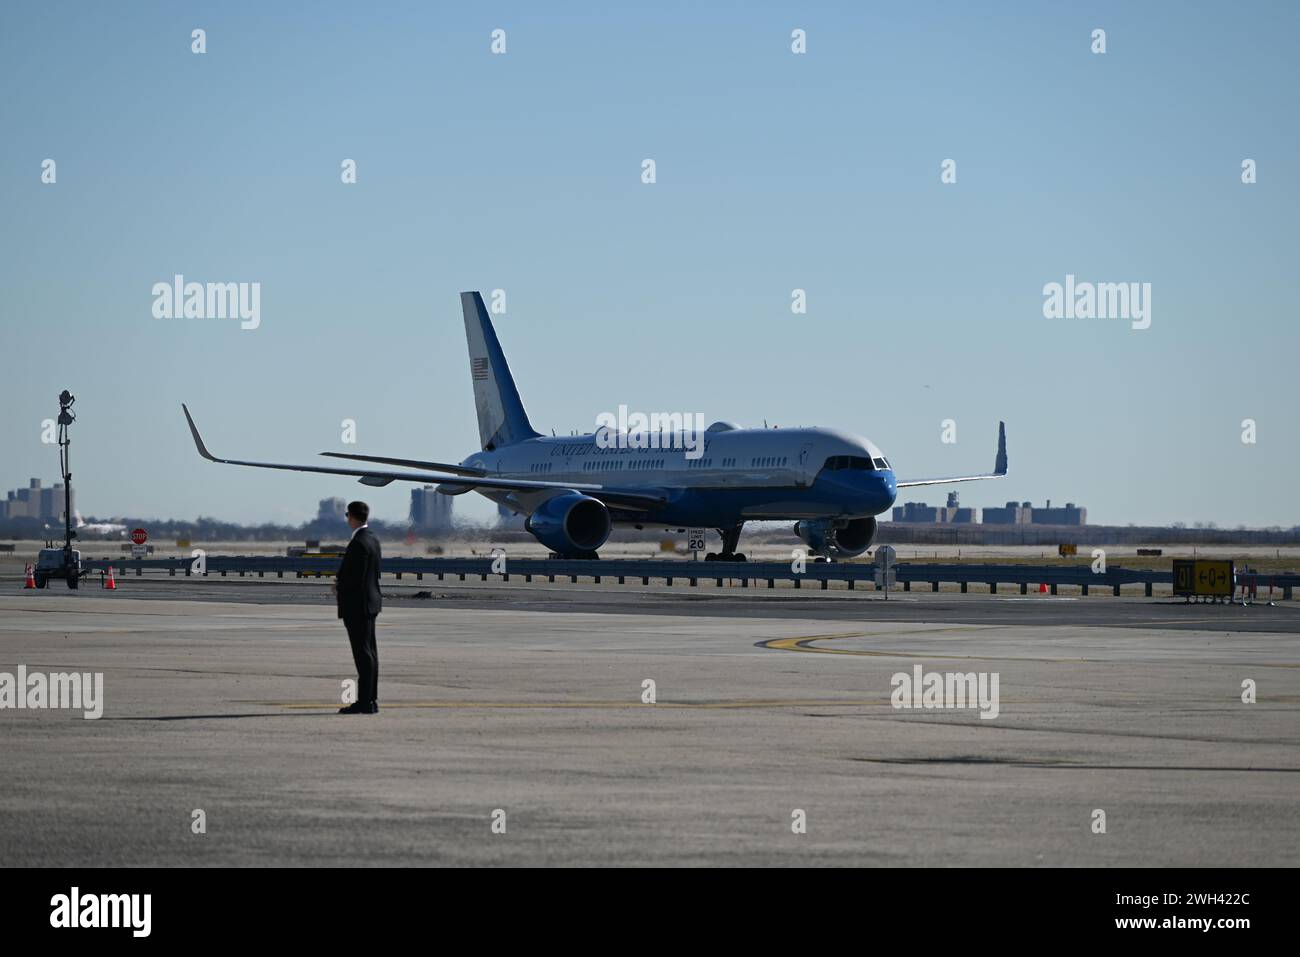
181;403;218;462
994;421;1008;475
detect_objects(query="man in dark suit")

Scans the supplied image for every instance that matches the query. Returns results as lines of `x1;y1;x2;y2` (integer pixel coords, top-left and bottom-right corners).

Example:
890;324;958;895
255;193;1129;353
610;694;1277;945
333;501;382;714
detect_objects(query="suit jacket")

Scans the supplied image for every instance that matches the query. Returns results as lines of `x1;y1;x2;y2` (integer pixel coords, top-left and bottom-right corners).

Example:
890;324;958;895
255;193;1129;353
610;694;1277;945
336;527;383;619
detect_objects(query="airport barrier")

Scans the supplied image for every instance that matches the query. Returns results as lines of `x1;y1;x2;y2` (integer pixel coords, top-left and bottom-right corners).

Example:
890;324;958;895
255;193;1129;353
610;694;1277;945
76;555;1299;599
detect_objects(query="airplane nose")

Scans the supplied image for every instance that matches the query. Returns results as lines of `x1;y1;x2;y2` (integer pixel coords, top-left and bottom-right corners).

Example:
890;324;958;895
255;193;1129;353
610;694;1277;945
879;470;897;507
856;470;895;512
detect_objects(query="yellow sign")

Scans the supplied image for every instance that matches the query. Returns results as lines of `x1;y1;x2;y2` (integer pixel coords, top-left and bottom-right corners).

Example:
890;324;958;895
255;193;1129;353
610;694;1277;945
176;538;191;547
1058;544;1077;557
1172;559;1234;597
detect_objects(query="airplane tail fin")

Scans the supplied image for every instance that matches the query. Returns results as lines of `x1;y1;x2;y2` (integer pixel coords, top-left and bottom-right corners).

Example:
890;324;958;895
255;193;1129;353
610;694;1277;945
460;291;541;451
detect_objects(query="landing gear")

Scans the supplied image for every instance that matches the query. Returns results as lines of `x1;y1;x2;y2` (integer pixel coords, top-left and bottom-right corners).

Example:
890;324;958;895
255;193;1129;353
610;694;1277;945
547;550;600;560
706;525;747;562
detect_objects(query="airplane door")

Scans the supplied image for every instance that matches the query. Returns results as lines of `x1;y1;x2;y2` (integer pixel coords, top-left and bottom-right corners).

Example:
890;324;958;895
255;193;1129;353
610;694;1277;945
796;442;815;486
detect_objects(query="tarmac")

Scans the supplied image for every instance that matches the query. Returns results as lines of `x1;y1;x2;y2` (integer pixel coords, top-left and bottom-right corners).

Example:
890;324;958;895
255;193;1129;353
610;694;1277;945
1;578;1297;866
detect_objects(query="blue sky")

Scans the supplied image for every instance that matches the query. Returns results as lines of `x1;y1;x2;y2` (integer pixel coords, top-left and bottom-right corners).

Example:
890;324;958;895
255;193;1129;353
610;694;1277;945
1;1;1296;527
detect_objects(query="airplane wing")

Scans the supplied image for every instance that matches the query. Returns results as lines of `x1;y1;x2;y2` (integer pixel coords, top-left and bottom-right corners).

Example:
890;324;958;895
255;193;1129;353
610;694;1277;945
895;421;1008;489
318;452;486;477
182;404;668;510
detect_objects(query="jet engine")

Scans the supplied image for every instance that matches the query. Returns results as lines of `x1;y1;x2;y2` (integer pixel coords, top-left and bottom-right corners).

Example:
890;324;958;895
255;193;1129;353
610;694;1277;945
793;516;878;559
525;493;611;557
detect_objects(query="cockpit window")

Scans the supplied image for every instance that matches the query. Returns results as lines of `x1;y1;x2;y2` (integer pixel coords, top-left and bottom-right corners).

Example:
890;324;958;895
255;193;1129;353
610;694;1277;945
873;457;889;470
823;455;878;471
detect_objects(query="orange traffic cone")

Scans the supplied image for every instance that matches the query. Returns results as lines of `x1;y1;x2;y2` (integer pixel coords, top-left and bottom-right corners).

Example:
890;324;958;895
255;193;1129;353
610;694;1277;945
1038;582;1048;594
23;564;36;588
104;566;116;590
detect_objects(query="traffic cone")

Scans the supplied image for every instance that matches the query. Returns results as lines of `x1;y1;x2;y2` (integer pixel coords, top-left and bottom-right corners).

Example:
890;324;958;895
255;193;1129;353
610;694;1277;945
1038;582;1048;594
23;564;35;589
104;566;116;590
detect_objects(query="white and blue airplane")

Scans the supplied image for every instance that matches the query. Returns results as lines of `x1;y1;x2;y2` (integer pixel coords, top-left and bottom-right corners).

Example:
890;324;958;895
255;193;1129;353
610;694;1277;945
183;291;1007;560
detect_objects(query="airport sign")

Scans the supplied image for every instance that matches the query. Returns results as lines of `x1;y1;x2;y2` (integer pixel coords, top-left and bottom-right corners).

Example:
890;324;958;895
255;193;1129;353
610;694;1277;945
1172;559;1234;597
130;528;148;546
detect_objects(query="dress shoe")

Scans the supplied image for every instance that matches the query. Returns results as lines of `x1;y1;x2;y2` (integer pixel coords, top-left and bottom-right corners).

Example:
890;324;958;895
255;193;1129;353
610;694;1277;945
338;702;368;715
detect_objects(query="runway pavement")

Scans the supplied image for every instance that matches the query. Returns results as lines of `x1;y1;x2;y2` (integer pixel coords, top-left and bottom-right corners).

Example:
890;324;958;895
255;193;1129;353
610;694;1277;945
1;583;1297;866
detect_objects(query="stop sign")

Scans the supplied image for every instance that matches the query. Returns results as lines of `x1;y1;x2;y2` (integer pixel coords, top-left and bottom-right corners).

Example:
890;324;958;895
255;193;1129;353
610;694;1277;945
130;528;148;545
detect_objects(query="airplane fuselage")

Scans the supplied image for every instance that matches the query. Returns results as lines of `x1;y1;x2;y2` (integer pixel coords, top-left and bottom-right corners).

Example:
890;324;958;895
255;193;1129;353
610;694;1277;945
462;424;898;527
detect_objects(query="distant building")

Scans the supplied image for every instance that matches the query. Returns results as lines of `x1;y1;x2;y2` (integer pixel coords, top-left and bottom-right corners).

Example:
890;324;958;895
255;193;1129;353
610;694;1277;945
1030;499;1086;526
892;492;978;524
410;486;454;532
982;500;1032;524
980;499;1087;525
892;501;940;523
1;478;73;522
939;491;977;523
317;497;347;523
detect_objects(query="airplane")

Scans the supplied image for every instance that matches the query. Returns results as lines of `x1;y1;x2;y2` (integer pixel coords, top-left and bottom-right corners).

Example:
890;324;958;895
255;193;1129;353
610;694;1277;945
73;511;127;537
182;291;1007;561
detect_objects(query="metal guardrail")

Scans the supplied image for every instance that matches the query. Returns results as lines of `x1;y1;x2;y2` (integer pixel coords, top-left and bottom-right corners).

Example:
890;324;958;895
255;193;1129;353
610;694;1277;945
77;556;1299;598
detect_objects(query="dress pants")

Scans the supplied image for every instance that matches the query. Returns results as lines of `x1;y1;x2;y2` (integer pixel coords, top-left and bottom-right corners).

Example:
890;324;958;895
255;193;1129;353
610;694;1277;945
343;613;379;705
